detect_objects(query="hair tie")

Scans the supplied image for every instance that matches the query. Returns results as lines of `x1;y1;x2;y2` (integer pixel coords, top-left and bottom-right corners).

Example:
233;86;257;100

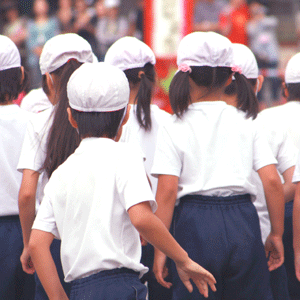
232;65;242;74
178;63;192;73
67;58;78;63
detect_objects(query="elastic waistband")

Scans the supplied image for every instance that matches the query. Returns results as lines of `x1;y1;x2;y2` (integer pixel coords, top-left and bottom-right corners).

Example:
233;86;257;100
72;268;139;287
180;194;251;205
0;215;19;222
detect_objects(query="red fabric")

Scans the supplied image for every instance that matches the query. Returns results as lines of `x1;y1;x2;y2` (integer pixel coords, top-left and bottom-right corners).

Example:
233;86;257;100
220;4;250;45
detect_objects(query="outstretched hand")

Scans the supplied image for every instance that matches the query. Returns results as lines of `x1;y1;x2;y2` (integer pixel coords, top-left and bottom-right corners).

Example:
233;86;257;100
176;259;217;298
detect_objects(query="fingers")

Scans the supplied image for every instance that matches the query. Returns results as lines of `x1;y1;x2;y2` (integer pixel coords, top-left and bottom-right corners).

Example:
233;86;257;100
267;252;284;271
154;270;172;289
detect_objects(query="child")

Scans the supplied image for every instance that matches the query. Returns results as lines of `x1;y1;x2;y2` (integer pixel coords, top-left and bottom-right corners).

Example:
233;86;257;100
0;35;35;299
17;33;94;299
151;31;285;299
223;43;296;300
259;53;300;299
105;36;172;300
28;62;217;300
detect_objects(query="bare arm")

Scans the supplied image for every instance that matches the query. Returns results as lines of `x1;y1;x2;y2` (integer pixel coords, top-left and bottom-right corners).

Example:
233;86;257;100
293;182;300;281
29;230;68;300
18;169;40;274
257;164;285;271
282;166;296;203
128;201;216;297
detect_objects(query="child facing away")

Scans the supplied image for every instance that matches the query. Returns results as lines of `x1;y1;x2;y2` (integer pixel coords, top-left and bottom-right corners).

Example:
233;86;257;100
28;62;217;300
151;31;285;300
0;35;35;299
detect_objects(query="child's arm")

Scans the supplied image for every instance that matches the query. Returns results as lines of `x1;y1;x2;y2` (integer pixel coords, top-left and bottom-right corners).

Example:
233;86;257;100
128;200;216;298
152;175;178;287
29;229;68;300
293;182;300;281
257;164;285;271
18;169;40;274
282;166;296;203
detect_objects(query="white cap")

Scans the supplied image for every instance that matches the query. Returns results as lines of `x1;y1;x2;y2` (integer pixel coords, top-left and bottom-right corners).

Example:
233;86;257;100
0;35;21;71
232;43;258;79
105;0;120;8
285;53;300;84
105;36;156;71
67;62;129;112
40;33;94;75
177;31;233;68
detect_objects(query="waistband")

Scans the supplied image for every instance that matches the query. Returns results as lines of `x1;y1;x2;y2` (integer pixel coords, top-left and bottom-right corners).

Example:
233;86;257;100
0;215;19;222
72;268;139;287
180;194;251;205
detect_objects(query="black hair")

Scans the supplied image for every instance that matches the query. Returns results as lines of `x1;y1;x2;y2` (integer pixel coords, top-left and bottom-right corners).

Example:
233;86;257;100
224;75;259;119
169;66;258;119
43;59;82;178
70;107;126;139
0;67;28;104
286;83;300;101
123;62;155;131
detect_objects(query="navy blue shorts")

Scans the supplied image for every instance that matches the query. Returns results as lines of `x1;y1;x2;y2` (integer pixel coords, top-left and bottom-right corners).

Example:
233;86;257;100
171;194;273;300
270;264;290;300
0;215;35;299
283;201;300;299
34;239;71;299
70;268;147;300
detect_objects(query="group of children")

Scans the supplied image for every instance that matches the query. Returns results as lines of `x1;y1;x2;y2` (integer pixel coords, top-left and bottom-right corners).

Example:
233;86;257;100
1;28;300;300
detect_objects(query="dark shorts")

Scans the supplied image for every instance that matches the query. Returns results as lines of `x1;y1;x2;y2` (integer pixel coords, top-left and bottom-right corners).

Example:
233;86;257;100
70;268;147;300
171;194;273;300
0;215;35;300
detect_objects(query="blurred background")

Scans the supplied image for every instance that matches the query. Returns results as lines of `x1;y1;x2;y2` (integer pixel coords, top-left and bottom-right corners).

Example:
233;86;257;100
1;0;299;109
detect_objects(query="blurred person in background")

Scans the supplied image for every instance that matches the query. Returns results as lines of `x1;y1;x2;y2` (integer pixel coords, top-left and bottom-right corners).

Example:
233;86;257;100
57;0;74;33
26;0;59;90
73;0;98;56
128;0;144;41
95;0;128;61
94;0;106;58
193;0;226;33
2;1;28;70
219;0;250;45
247;1;281;105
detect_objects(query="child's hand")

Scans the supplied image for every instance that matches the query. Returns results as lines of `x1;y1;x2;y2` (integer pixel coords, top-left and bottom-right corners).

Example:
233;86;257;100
175;258;216;298
153;250;172;289
20;246;35;274
264;233;284;271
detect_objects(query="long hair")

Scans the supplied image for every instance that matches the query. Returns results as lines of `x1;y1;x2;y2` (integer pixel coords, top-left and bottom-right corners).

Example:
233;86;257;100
124;62;155;131
43;60;82;178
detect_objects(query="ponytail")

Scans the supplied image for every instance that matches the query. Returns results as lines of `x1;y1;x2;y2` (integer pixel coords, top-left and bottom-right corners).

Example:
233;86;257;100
169;71;191;117
124;63;155;131
234;72;259;119
43;60;82;178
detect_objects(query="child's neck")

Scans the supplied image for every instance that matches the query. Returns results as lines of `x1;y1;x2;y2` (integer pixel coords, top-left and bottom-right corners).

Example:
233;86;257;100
222;94;237;108
190;87;225;104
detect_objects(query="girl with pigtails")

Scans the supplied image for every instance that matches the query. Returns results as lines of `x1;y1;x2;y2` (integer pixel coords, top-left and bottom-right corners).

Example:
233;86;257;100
151;31;285;300
105;36;172;300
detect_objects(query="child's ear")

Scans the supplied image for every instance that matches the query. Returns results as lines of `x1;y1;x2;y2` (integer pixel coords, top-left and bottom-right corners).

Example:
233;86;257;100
282;82;289;99
121;104;131;126
256;75;264;93
67;107;78;129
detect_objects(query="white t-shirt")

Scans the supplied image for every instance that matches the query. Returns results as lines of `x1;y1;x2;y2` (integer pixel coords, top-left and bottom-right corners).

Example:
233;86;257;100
151;101;277;205
252;113;297;244
260;101;300;151
17;107;54;205
293;154;300;183
121;104;170;195
33;138;156;282
0;105;31;216
20;88;52;113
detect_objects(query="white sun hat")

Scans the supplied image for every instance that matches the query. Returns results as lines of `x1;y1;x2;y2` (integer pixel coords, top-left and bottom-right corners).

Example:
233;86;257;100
0;35;21;71
285;53;300;84
67;62;130;112
177;31;234;69
232;43;259;79
104;36;156;71
40;33;94;75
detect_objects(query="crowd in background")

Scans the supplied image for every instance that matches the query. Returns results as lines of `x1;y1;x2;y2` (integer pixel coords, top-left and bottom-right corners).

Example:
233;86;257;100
0;0;282;102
